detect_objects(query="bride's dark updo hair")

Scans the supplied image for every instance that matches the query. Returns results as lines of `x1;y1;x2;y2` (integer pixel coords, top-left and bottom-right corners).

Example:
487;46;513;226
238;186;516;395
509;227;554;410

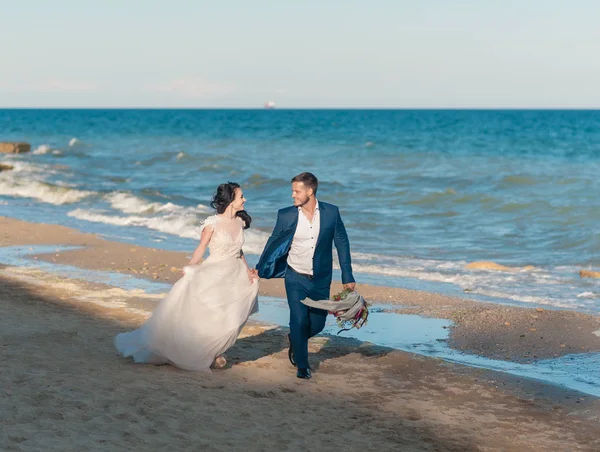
210;182;251;229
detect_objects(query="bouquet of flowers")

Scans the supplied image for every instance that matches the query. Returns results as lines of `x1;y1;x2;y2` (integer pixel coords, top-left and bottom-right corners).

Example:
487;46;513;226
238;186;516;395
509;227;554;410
330;288;370;334
301;289;370;334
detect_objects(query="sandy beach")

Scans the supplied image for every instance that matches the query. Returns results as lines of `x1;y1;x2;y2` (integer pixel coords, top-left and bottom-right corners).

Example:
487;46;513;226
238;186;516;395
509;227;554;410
2;216;600;451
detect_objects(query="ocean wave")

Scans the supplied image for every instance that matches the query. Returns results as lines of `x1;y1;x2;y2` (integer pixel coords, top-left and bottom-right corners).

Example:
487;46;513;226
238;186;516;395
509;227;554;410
33;144;52;155
347;256;594;310
350;261;467;284
351;252;467;272
67;208;270;253
0;160;92;205
467;288;582;310
1;160;58;175
406;189;458;206
244;173;290;189
494;200;553;214
0;179;94;205
241;229;270;255
68;208;201;239
407;190;499;207
498;174;538;186
104;192;210;216
351;262;572;308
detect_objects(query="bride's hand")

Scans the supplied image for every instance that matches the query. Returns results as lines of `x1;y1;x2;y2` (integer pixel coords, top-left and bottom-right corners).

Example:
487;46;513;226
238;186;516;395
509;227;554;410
247;268;259;282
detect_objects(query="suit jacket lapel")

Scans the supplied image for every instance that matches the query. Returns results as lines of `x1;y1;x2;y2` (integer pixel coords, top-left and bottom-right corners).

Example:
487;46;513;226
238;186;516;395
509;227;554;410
279;207;298;255
315;202;326;250
288;207;299;234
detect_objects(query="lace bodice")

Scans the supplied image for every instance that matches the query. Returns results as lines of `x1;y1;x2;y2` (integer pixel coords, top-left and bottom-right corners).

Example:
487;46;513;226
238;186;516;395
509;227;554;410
198;215;245;260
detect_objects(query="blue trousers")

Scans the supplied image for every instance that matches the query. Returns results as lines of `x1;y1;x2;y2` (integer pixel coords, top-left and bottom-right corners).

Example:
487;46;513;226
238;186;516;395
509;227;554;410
284;269;330;369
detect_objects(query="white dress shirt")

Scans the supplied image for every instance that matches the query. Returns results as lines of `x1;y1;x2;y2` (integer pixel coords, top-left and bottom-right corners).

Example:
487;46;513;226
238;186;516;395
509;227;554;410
287;199;320;275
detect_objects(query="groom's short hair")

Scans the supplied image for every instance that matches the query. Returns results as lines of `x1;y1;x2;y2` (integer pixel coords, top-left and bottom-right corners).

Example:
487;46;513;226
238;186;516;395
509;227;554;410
291;172;318;195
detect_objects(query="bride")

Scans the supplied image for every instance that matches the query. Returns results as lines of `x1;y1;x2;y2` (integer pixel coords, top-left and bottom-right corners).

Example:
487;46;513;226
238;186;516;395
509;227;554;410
115;182;260;371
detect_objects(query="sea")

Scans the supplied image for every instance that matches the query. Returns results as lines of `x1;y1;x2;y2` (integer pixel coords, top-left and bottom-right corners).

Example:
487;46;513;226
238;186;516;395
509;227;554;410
1;109;599;313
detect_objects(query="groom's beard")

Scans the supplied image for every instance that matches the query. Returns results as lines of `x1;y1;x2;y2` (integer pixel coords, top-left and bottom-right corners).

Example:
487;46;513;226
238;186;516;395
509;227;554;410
294;196;310;207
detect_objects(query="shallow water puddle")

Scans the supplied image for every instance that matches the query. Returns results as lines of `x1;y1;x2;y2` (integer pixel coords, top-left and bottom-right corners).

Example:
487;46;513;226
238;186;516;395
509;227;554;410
255;300;600;397
0;245;171;293
2;245;600;397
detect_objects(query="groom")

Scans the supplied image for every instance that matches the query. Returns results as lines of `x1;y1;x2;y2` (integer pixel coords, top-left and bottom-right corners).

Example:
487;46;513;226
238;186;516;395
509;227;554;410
256;172;355;379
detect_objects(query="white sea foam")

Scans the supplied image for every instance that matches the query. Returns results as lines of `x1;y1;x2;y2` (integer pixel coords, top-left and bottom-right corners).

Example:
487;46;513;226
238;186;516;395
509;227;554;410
350;254;575;286
467;288;581;309
68;208;206;239
106;192;177;215
104;192;210;216
1;154;591;313
68;207;271;252
54;180;79;188
0;159;97;205
69;137;81;147
33;144;52;155
0;180;94;205
0;160;94;205
1;160;56;175
347;256;593;310
241;228;270;255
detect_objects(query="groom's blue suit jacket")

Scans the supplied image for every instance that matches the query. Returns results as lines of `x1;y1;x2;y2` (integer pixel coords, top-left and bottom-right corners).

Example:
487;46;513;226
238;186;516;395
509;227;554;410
256;201;355;286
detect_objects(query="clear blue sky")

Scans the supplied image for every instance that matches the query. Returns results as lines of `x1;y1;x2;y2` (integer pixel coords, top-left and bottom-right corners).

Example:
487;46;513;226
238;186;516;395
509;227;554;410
1;1;599;108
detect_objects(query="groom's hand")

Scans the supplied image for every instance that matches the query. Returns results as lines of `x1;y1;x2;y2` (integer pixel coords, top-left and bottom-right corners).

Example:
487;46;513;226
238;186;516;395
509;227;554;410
343;282;356;291
247;268;259;283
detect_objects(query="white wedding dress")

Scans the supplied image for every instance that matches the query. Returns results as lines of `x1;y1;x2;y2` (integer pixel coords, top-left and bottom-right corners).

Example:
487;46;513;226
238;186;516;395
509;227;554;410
115;215;259;371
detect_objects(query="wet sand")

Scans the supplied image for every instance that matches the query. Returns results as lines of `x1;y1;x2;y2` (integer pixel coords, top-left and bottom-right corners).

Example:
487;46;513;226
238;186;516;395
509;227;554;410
3;217;599;363
2;216;600;451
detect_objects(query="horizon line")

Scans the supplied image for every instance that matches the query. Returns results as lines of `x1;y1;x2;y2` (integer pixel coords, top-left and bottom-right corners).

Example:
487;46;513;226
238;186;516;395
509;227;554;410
1;107;599;111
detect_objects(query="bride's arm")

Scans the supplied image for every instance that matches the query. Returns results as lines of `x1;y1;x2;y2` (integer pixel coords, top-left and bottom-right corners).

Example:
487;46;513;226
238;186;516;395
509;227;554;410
241;250;253;271
241;251;259;281
187;227;214;265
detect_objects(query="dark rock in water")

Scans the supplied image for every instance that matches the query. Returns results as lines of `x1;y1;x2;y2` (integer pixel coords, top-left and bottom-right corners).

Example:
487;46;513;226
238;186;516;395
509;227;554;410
0;142;31;153
0;163;14;171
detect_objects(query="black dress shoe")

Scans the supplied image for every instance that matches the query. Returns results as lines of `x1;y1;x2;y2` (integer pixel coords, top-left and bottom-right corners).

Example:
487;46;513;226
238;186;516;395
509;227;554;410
287;333;296;367
297;368;312;379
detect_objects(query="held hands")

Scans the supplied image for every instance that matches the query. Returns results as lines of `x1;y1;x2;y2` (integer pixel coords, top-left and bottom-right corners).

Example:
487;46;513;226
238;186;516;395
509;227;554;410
247;268;259;283
343;282;356;291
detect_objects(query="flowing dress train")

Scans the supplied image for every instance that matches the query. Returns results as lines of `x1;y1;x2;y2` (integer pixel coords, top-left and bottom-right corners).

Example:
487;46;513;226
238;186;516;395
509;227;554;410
114;215;259;371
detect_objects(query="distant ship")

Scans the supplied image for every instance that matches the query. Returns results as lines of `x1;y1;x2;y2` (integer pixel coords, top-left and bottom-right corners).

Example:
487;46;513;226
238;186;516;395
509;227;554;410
264;101;276;109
